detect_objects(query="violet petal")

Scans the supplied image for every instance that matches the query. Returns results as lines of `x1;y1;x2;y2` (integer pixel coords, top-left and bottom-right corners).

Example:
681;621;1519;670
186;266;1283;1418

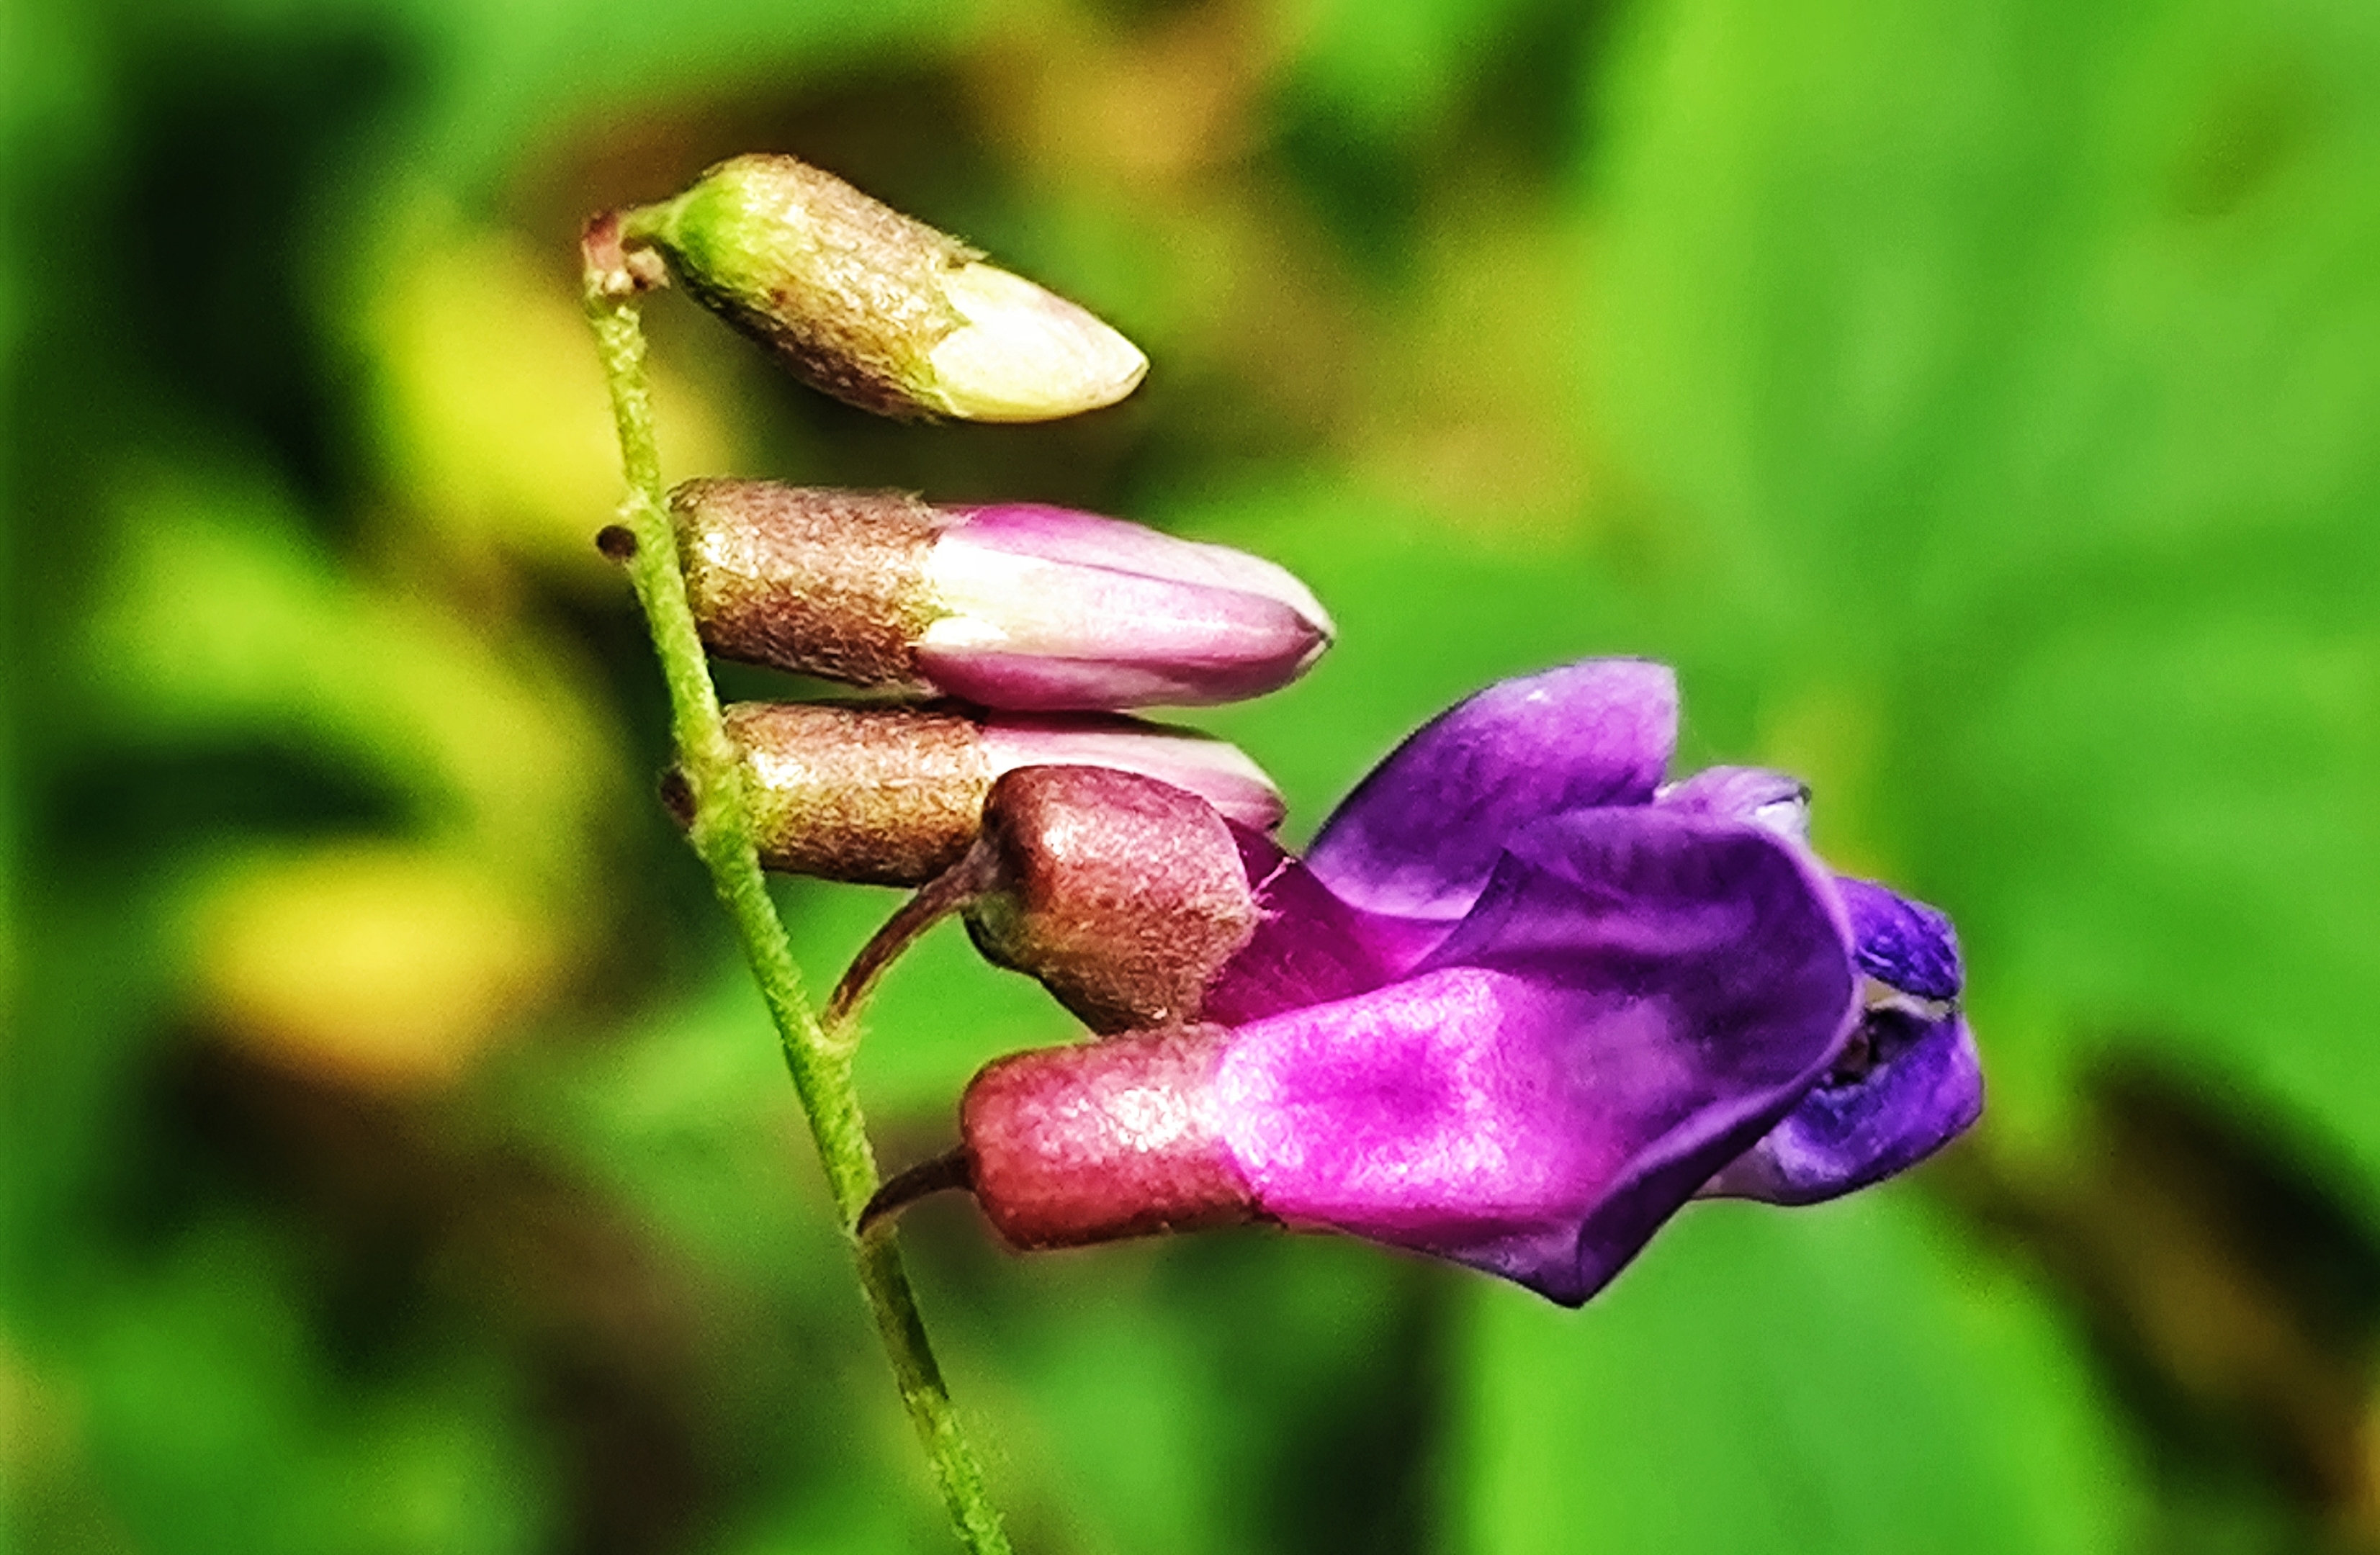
1216;808;1856;1305
1704;879;1982;1203
1305;660;1678;921
1836;876;1963;1001
1700;1010;1983;1204
1656;765;1810;841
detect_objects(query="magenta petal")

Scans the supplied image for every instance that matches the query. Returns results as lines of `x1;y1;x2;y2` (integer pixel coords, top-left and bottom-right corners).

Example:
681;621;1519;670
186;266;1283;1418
1217;809;1856;1305
1198;826;1423;1026
1305;660;1678;921
921;505;1333;710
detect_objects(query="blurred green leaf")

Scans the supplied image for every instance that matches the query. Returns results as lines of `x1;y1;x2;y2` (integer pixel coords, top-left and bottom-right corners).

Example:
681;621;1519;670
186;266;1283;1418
1586;0;2380;1172
397;0;985;190
1283;0;1537;145
71;1220;552;1555
82;470;629;893
19;0;2380;1545
506;963;845;1292
1452;1193;2140;1554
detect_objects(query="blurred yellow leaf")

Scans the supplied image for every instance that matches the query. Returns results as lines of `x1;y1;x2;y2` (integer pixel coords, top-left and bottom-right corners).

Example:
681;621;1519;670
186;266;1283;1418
356;199;734;580
191;844;564;1092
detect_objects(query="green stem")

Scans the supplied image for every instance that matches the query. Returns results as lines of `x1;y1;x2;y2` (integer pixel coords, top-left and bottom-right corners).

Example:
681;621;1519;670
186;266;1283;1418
581;221;1012;1555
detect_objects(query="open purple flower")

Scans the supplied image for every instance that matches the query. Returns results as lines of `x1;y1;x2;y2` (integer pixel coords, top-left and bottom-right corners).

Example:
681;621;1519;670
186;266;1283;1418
962;806;1857;1304
925;659;1983;1303
1278;663;1985;1204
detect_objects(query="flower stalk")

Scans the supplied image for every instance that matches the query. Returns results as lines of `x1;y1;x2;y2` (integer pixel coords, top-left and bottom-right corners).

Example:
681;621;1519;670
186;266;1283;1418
580;217;1012;1555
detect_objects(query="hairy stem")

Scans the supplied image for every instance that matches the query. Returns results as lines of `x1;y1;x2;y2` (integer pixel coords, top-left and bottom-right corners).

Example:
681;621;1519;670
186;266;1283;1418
581;217;1011;1555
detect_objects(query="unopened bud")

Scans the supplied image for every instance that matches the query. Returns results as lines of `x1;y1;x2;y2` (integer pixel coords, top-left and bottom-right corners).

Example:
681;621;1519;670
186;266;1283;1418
982;715;1284;830
961;1024;1257;1248
675;480;1333;711
725;703;1283;885
965;767;1257;1032
618;154;1146;422
676;482;939;690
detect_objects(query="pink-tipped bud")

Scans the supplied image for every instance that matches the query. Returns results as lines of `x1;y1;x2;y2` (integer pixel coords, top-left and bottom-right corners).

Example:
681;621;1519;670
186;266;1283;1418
920;504;1332;709
976;716;1285;834
965;767;1257;1032
673;481;1333;710
725;703;1283;886
616;154;1145;422
961;1025;1257;1248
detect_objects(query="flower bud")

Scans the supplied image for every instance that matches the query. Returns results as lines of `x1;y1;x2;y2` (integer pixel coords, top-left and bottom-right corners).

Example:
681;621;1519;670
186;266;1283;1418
922;502;1332;709
965;767;1257;1032
676;482;939;689
982;716;1285;833
962;1024;1258;1248
619;154;1146;421
724;702;1283;885
674;480;1333;710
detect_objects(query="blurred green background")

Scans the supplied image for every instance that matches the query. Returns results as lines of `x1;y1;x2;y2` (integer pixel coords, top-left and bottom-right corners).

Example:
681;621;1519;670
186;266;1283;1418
7;0;2380;1548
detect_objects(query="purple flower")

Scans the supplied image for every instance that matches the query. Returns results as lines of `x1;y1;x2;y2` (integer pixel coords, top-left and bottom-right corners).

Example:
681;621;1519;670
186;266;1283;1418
1227;808;1859;1302
674;481;1332;711
1265;665;1985;1207
949;660;1984;1303
964;806;1856;1304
